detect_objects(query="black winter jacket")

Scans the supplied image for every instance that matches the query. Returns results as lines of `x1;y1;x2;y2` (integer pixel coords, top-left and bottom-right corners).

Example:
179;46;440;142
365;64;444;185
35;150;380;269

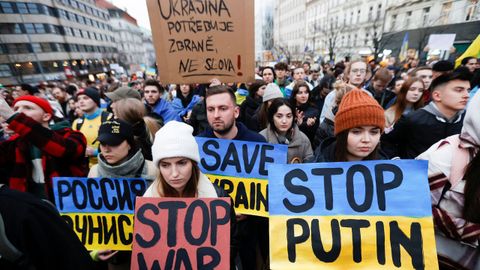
381;106;464;159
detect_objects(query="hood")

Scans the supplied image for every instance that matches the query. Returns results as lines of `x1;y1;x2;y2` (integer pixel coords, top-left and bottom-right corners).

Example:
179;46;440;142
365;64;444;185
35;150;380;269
461;91;480;147
422;102;463;124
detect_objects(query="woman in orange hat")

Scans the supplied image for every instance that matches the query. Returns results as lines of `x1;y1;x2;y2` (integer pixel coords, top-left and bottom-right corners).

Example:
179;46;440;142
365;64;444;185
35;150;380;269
314;89;386;162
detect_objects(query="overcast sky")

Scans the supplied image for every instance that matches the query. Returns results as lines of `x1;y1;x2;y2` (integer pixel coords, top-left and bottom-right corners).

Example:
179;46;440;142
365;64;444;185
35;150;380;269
109;0;151;30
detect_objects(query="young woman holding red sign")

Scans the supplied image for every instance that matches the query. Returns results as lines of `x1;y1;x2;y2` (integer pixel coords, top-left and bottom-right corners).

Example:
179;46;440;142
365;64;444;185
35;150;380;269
144;120;239;269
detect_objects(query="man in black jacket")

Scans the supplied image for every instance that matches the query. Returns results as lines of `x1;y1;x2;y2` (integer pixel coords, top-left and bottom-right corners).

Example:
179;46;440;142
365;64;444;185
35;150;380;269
381;71;470;159
0;184;93;270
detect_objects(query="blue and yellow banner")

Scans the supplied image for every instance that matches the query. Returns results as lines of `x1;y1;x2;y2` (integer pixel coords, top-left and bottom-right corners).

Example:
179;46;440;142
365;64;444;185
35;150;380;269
268;160;438;269
196;137;287;217
53;177;148;250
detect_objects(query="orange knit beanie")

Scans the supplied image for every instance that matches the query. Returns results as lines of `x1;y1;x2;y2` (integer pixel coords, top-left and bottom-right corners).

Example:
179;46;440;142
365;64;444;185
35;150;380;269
334;89;385;135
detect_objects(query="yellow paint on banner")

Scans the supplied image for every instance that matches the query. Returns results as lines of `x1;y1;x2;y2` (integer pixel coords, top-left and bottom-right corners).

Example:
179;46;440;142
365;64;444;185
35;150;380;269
205;174;268;217
62;213;134;251
270;215;438;270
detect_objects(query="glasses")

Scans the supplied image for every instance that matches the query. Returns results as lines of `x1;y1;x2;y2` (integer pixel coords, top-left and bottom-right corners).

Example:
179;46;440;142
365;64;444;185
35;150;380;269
419;75;433;79
351;69;367;74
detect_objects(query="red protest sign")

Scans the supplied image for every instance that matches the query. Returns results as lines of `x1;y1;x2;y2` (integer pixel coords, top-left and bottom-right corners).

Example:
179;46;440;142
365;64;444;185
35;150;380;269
131;197;231;270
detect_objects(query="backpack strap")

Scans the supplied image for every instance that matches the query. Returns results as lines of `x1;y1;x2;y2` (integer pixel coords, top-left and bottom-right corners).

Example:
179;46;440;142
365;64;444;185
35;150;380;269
75;117;85;130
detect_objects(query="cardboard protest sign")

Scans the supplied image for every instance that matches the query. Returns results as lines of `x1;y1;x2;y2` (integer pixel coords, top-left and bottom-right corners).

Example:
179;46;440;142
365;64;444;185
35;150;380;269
268;160;438;269
53;177;147;250
195;137;288;217
131;197;231;270
146;0;255;84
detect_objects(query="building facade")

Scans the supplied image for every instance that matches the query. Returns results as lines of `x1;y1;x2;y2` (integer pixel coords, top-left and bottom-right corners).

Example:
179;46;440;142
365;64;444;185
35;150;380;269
96;0;146;75
255;0;275;63
275;0;479;63
304;0;387;62
274;0;307;62
382;0;480;58
0;0;118;85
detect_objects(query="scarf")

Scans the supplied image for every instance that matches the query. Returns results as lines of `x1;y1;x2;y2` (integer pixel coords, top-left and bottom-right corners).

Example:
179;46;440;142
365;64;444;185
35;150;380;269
96;149;148;179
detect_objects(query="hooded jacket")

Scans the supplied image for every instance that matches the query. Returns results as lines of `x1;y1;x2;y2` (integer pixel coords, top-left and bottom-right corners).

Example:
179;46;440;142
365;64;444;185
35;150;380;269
260;124;313;163
381;102;465;159
416;91;480;269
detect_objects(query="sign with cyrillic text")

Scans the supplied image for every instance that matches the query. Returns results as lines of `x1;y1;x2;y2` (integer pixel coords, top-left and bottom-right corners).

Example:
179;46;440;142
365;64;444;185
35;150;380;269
196;137;288;217
53;177;147;250
268;160;438;269
146;0;255;84
131;197;231;270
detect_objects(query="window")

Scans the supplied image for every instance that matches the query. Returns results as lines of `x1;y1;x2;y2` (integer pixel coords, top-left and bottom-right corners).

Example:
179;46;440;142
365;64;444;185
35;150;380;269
77;15;85;24
71;0;78;9
7;43;30;54
58;9;67;19
73;28;81;37
357;10;361;23
0;44;6;54
365;33;369;45
0;64;12;77
1;2;14;13
34;24;46;34
16;3;28;14
26;3;39;14
40;43;53;52
391;14;397;31
0;23;22;34
466;0;478;21
368;6;373;21
405;11;412;28
377;4;382;19
31;43;42;53
440;2;452;24
25;23;35;34
423;7;430;25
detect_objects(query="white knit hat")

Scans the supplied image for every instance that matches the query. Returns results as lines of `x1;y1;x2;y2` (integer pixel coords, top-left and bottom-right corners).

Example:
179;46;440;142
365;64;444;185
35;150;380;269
263;83;284;102
152;121;200;165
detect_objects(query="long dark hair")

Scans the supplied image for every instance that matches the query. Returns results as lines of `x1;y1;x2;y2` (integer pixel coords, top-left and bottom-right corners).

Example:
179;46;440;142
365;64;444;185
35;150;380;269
175;84;195;108
157;160;201;198
334;130;380;162
289;80;312;110
463;153;480;223
390;77;425;123
267;98;295;134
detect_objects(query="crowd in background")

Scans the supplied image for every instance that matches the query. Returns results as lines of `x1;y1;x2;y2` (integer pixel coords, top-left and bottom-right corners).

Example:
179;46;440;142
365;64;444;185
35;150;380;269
0;54;479;270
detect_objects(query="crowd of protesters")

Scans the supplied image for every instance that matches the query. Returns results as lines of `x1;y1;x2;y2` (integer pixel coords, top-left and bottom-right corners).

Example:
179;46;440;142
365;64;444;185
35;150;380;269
0;54;479;270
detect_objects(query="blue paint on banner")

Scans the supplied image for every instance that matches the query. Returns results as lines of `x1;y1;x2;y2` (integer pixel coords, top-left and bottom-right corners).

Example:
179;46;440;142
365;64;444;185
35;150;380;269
269;160;431;217
53;177;147;213
196;137;287;179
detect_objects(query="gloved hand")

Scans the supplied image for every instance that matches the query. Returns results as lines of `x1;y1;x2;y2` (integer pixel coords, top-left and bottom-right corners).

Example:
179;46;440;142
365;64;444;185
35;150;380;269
0;98;14;122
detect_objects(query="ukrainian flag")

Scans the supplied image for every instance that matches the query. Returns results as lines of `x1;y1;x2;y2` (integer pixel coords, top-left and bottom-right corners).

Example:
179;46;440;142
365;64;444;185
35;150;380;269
455;34;480;67
399;32;409;62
